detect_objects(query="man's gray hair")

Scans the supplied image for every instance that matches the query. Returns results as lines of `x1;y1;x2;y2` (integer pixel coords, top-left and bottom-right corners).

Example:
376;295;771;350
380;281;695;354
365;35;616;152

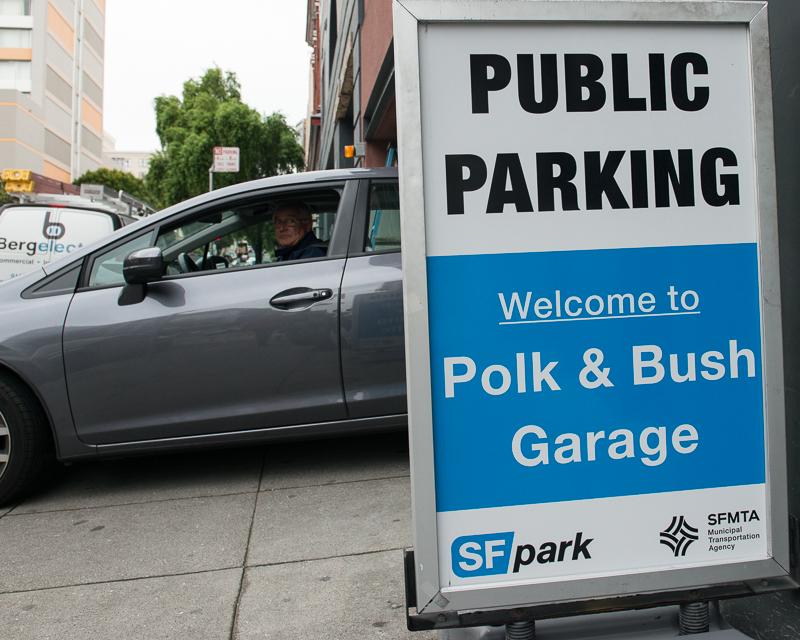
274;201;312;221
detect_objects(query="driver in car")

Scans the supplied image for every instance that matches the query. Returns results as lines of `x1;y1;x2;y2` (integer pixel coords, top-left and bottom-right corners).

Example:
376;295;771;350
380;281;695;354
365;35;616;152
273;202;327;262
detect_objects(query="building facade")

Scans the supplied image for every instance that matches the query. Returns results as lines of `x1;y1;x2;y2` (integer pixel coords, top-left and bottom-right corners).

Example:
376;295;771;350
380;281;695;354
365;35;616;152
0;0;105;182
305;0;396;170
103;149;152;180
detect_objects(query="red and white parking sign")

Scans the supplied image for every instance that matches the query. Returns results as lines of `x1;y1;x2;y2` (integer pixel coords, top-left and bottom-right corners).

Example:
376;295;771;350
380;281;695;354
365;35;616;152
213;147;240;172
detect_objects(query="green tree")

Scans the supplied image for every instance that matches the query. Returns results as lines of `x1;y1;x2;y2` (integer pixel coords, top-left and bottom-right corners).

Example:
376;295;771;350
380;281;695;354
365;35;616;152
0;183;14;205
146;68;305;208
74;167;150;203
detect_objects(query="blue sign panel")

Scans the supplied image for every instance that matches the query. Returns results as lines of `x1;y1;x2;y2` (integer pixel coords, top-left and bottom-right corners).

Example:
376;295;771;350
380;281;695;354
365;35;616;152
428;243;765;513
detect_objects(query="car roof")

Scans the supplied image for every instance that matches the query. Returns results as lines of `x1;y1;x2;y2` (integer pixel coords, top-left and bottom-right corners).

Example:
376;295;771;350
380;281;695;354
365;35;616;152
0;202;123;219
190;167;396;203
42;167;397;275
124;167;397;227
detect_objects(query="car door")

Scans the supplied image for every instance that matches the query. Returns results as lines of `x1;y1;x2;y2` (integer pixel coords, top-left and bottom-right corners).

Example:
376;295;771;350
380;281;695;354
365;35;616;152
62;183;352;444
340;179;407;418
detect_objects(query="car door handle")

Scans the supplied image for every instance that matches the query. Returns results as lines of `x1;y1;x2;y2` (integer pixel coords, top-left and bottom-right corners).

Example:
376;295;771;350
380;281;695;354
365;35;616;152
270;287;333;309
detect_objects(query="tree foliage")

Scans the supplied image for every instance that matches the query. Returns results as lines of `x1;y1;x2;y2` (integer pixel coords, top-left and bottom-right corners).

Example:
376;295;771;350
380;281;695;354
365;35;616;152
74;168;150;202
146;68;305;208
0;183;14;205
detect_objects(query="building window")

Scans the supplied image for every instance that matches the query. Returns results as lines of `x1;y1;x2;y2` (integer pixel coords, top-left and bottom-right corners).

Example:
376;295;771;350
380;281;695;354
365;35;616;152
110;156;129;172
0;0;31;16
0;60;31;92
0;27;31;47
328;0;337;74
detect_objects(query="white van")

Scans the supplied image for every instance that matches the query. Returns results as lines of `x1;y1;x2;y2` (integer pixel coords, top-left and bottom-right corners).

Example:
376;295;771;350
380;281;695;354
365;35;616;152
0;203;135;282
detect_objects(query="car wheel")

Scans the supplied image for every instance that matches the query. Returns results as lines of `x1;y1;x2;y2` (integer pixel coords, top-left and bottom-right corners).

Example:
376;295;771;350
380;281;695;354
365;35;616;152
0;374;55;507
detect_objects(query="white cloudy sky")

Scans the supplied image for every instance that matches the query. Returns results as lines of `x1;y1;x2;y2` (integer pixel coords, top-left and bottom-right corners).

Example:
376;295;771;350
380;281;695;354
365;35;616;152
104;0;311;151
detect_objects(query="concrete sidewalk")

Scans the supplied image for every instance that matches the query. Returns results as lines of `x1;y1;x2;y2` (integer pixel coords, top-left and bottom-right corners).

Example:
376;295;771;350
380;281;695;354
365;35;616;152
0;431;434;640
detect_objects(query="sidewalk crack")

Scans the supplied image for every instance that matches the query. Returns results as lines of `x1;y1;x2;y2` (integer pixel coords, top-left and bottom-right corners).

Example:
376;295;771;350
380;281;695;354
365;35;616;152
229;448;267;640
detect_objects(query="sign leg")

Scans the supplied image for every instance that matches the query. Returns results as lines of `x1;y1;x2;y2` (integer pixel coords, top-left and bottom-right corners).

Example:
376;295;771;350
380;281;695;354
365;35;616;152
505;620;535;639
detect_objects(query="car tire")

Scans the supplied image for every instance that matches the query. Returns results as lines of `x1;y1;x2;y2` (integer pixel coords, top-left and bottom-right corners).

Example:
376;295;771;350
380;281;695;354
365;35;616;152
0;374;55;507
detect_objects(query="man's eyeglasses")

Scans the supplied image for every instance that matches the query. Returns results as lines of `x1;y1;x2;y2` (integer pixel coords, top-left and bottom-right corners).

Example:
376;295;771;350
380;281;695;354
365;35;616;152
274;217;302;228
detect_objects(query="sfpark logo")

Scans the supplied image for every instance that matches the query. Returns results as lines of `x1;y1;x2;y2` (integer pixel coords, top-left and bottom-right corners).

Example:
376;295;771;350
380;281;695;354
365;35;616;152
659;515;699;557
451;531;593;578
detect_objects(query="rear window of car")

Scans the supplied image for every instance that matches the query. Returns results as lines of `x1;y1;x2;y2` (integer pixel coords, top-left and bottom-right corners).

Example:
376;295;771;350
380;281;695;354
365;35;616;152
365;182;401;252
0;206;116;282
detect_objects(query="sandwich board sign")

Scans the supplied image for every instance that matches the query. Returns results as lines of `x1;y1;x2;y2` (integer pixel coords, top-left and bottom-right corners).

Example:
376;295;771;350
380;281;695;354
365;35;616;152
393;0;792;621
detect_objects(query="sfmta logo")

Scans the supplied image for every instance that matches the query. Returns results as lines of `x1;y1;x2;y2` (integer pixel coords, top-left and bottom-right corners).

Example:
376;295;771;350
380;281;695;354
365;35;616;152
659;515;699;557
451;531;593;578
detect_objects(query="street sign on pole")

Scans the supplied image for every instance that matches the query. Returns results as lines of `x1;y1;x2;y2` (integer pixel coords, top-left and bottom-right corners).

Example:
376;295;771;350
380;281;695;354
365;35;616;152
212;146;240;173
394;0;793;625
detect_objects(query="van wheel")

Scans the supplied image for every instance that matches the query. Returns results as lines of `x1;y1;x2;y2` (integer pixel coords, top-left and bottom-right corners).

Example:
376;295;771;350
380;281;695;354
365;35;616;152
0;375;55;507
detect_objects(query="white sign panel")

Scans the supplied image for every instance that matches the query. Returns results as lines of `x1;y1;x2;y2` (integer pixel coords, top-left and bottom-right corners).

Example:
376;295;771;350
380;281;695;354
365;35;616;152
213;146;240;172
0;206;115;281
394;0;789;615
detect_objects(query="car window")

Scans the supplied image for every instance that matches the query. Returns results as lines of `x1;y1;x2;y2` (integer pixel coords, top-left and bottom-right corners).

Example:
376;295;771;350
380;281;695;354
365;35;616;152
88;232;155;287
365;182;400;252
156;189;341;277
23;263;82;298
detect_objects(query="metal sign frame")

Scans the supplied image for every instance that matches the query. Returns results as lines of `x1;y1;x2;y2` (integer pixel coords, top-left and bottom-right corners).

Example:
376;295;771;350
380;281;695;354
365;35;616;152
394;0;791;618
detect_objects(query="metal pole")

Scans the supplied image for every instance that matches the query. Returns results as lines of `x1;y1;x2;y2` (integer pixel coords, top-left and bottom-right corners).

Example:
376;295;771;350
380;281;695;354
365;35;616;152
208;167;214;192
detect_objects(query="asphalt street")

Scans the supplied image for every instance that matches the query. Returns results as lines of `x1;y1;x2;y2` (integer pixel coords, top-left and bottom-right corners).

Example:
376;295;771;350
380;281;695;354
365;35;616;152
0;430;435;640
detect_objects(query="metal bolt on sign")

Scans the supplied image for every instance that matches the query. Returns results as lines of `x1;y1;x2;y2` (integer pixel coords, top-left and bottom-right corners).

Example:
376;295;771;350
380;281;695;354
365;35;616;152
679;602;710;635
505;620;535;639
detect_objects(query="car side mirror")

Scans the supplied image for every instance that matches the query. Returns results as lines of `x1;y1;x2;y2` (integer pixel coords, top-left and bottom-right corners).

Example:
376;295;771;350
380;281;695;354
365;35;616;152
123;247;164;285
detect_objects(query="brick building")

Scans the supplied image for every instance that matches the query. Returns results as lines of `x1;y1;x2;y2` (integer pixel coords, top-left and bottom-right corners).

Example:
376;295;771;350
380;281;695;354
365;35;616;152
304;0;396;170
